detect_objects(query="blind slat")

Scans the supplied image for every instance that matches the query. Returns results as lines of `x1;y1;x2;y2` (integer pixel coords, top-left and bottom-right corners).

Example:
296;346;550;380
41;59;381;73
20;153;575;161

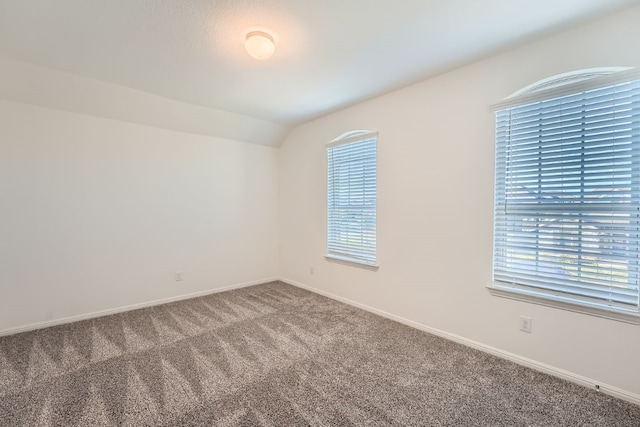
493;73;640;313
327;134;377;265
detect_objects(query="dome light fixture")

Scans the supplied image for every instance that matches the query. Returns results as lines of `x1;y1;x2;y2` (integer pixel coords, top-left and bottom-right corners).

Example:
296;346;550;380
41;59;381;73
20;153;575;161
245;31;275;60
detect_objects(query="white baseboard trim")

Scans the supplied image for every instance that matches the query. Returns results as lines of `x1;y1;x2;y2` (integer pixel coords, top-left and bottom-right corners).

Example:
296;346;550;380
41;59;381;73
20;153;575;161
0;277;279;337
279;277;640;406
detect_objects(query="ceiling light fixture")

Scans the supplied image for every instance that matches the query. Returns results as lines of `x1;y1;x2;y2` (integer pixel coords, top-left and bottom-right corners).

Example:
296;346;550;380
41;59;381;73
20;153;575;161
245;31;275;60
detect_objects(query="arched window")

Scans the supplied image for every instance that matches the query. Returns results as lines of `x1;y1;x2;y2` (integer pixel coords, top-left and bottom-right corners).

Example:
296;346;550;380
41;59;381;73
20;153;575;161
326;130;378;267
507;67;631;98
490;68;640;321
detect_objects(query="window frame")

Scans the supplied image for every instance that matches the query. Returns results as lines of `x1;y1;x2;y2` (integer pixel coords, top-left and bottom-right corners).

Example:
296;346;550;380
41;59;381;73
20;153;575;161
325;130;378;270
489;68;640;324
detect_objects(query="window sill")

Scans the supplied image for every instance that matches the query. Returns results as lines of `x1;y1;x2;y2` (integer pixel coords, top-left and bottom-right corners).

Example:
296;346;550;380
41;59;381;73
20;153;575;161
487;284;640;325
325;254;379;271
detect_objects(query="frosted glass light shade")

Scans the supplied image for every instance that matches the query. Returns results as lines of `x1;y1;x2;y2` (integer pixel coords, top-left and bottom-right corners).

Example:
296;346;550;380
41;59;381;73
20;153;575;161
245;31;275;60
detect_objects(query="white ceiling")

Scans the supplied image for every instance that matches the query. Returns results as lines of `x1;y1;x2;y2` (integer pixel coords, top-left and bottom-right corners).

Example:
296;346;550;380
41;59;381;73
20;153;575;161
0;0;638;131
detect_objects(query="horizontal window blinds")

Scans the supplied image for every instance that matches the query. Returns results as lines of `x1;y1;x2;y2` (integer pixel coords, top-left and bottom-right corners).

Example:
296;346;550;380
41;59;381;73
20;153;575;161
493;75;640;313
327;134;377;265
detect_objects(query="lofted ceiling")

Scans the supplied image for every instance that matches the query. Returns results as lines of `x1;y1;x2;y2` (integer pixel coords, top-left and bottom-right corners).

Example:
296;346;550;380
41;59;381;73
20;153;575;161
0;0;638;145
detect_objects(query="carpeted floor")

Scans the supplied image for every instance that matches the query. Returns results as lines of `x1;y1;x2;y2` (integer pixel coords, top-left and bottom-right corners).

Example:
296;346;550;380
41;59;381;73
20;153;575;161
0;281;639;426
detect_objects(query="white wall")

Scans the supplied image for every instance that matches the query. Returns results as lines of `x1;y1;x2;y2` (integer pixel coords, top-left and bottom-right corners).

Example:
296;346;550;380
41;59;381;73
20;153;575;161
0;100;279;332
0;56;288;147
279;5;640;398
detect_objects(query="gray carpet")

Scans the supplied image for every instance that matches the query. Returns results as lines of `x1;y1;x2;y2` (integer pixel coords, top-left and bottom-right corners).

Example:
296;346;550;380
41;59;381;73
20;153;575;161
0;281;638;426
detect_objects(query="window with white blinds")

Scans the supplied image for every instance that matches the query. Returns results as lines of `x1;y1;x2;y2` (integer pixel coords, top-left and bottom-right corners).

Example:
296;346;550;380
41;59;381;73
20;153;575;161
327;131;377;266
492;69;640;317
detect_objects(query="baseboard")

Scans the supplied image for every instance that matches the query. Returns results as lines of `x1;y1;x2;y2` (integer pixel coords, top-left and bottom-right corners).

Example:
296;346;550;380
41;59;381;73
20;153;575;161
279;277;640;407
0;277;279;337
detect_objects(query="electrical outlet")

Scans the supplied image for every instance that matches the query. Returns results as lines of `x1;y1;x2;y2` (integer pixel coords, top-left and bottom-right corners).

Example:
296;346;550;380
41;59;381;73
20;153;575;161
520;315;532;333
175;271;183;281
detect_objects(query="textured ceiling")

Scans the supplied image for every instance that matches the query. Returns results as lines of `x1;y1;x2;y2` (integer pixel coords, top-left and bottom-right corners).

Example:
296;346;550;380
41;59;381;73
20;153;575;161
0;0;638;139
